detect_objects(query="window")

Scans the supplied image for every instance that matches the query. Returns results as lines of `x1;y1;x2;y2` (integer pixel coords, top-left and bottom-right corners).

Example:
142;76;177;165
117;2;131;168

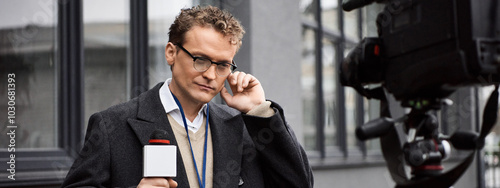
300;0;382;160
83;0;131;128
0;1;69;186
301;27;318;151
322;38;337;150
0;0;58;149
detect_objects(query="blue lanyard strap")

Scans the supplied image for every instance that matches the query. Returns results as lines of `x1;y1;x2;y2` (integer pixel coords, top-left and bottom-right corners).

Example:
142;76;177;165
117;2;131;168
171;92;209;188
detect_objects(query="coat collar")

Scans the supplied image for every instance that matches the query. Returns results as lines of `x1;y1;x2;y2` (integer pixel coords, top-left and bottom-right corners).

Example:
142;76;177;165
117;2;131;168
127;82;244;187
127;83;172;146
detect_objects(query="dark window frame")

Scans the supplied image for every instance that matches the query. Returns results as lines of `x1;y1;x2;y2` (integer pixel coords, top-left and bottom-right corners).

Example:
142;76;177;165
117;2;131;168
0;0;151;187
130;0;149;98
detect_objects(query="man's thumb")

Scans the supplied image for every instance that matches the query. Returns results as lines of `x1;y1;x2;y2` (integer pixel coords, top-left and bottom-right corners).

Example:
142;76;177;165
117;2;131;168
220;87;232;103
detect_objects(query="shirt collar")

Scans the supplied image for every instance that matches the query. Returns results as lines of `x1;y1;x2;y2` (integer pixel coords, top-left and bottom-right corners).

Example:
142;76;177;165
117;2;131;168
159;78;207;132
160;78;207;114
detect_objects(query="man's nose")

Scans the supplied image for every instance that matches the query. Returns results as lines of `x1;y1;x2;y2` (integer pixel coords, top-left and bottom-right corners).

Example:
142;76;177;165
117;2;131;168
202;64;217;79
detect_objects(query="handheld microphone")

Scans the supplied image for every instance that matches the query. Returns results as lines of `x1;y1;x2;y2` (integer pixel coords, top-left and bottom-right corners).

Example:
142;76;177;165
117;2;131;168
143;130;177;177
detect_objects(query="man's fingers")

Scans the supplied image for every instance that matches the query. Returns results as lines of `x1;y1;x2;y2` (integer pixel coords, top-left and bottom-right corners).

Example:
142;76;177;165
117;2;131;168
223;71;266;113
236;71;246;92
230;71;239;85
231;71;245;92
242;73;253;88
167;177;178;188
138;177;176;187
229;71;256;93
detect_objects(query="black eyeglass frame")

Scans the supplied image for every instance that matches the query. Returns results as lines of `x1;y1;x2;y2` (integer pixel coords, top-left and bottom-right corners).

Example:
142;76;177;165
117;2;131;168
175;44;237;76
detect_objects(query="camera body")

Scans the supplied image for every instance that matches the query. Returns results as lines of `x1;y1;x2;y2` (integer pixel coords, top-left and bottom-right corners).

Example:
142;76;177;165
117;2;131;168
340;0;500;102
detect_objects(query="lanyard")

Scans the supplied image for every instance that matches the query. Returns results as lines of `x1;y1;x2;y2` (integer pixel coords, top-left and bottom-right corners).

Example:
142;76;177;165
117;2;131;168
171;92;209;188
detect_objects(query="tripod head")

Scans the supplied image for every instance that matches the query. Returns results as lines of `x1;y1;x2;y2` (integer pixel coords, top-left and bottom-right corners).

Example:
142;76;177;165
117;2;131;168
357;98;452;178
401;99;449;179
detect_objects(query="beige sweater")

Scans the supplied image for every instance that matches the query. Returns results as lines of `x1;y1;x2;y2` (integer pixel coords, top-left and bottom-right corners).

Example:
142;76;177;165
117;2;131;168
168;114;213;188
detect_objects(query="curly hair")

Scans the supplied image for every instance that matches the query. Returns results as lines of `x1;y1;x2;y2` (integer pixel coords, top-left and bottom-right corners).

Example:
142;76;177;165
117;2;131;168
168;5;245;50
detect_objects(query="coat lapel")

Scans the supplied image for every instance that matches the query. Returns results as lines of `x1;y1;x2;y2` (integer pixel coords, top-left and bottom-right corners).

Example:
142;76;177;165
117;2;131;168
127;83;189;187
209;103;244;187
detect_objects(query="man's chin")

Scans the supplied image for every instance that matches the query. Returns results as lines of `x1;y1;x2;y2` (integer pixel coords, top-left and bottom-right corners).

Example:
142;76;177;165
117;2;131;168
195;93;216;104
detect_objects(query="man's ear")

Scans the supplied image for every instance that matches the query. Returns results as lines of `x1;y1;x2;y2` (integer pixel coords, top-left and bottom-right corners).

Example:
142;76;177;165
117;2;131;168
165;42;177;66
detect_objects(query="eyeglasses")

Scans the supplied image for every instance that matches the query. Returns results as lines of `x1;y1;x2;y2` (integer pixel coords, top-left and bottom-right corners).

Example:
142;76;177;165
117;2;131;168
176;44;237;77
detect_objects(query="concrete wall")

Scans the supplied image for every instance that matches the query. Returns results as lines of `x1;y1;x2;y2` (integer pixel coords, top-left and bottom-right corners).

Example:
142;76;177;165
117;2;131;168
229;0;304;143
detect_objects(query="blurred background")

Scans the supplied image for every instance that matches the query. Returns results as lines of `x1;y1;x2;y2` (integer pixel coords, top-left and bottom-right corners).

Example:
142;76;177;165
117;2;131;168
0;0;498;187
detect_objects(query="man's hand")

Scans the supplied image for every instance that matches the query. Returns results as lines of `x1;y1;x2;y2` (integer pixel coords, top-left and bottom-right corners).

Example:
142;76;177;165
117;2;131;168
138;177;177;188
221;71;266;113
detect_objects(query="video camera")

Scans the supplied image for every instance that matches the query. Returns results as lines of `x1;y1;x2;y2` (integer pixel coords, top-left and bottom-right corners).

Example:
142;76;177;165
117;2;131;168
339;0;500;187
341;0;500;101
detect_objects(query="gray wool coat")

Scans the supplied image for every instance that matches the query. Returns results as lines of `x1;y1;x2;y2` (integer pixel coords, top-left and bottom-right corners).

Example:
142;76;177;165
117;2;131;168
62;83;313;188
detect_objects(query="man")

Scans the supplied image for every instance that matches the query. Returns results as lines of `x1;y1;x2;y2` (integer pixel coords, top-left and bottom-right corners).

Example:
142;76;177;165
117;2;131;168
62;5;313;188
